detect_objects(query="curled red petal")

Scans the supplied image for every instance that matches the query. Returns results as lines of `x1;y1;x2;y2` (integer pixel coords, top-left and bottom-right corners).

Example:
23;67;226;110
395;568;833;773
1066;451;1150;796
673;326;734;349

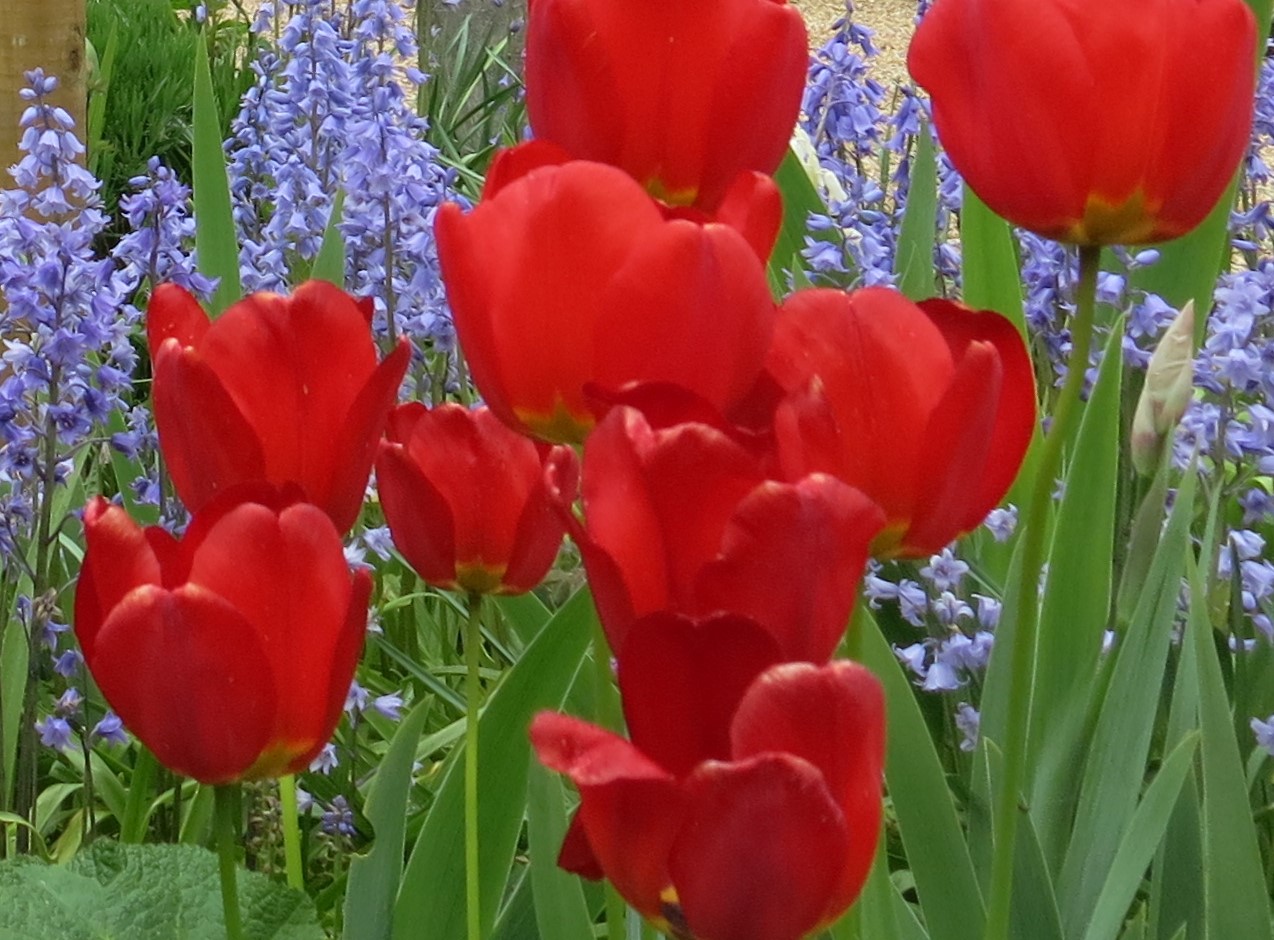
618;611;782;777
730;661;886;921
145;282;209;355
696;474;885;661
90;584;275;784
530;712;684;918
670;753;849;940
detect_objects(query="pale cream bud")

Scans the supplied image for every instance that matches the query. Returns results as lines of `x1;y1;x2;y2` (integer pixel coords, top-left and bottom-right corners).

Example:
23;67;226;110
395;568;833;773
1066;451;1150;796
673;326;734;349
1131;300;1196;476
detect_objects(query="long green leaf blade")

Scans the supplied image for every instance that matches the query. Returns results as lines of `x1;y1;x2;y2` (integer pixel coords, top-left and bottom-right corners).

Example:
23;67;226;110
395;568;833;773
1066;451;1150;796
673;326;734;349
192;36;240;316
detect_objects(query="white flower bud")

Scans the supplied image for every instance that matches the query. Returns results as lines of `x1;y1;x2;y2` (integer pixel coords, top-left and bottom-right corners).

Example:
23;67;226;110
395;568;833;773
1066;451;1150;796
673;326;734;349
1130;300;1195;476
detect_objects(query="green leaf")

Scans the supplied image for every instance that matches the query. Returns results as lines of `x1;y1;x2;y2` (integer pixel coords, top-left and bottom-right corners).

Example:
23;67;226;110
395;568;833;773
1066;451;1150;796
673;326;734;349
1188;553;1274;940
848;608;985;940
527;756;594;940
1057;466;1197;936
1027;321;1123;868
310;189;347;288
959;188;1025;334
343;698;432;940
392;588;596;940
0;613;28;812
1010;811;1064;940
0;841;322;939
119;748;158;844
192;36;240;316
1082;732;1199;940
894;126;938;302
769;148;827;292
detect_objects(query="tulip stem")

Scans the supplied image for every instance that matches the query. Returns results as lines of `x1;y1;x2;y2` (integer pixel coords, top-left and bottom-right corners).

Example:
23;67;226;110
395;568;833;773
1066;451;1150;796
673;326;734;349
214;784;245;940
984;244;1100;940
279;775;304;891
464;592;484;940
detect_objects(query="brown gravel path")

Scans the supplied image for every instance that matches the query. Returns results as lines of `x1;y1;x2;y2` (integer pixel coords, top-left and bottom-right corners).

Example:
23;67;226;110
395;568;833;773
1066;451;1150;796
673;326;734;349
795;0;919;87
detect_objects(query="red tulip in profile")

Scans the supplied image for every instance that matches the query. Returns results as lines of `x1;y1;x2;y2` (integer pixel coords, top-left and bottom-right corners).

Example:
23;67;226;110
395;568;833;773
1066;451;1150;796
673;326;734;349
147;280;411;534
375;403;577;595
548;401;885;660
435;155;776;444
768;287;1035;559
908;0;1257;245
75;491;370;785
525;0;808;211
532;654;885;940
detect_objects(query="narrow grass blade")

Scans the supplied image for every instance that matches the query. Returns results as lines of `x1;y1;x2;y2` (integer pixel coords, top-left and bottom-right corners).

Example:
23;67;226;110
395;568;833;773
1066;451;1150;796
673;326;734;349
192;37;241;316
344;698;431;940
527;757;594;940
1057;468;1197;935
392;589;596;940
1028;322;1123;868
894;125;938;302
850;607;985;940
311;189;347;287
1082;732;1199;940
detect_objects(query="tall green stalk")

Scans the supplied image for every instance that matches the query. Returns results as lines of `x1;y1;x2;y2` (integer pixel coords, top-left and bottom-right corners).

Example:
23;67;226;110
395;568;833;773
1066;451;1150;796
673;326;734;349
464;592;484;940
214;784;245;940
983;245;1101;940
279;775;304;891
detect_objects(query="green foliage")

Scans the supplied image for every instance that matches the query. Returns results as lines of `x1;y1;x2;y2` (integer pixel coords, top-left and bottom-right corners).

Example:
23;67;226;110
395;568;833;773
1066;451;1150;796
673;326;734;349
85;0;255;235
0;841;322;939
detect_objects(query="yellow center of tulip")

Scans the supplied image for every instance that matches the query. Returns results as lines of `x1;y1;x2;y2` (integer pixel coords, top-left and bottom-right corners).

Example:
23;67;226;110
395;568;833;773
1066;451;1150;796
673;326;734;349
1070;189;1164;247
515;399;594;445
646;177;699;209
455;561;510;596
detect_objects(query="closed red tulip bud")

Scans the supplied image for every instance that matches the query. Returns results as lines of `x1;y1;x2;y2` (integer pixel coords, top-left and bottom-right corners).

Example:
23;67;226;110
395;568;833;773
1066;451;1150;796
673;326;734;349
531;658;885;940
909;0;1257;245
550;401;885;661
525;0;808;211
148;280;411;534
74;492;370;785
436;156;776;444
768;287;1035;559
375;403;577;595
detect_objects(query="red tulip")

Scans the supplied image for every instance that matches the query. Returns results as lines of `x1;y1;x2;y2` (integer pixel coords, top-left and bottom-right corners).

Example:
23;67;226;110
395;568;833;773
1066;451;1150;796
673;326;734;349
74;492;370;785
435;156;776;444
548;401;885;660
908;0;1257;245
147;280;411;534
768;287;1035;559
375;403;577;595
531;657;885;940
525;0;808;212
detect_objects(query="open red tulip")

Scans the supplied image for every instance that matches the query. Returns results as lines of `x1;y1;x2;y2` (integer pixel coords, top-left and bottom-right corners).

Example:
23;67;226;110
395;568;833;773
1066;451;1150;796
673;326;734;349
435;158;776;444
147;280;411;534
532;658;885;940
549;401;885;660
375;403;578;595
768;287;1035;559
525;0;807;212
909;0;1257;245
75;491;370;785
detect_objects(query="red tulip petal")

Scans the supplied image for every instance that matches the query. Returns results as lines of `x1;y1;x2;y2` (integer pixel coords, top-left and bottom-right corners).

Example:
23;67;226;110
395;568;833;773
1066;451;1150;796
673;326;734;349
596;220;774;415
557;811;604;880
696;475;885;661
75;498;162;660
618;611;782;777
90;584;275;784
483;140;575;199
386;401;427;443
184;501;357;769
899;342;1001;556
324;336;412;533
151;340;267;512
670;753;849;940
531;711;685;918
376;440;459;588
731;661;885;919
501;444;575;594
920;298;1036;532
145;282;209;354
769;288;954;527
712;170;784;262
581;407;763;624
